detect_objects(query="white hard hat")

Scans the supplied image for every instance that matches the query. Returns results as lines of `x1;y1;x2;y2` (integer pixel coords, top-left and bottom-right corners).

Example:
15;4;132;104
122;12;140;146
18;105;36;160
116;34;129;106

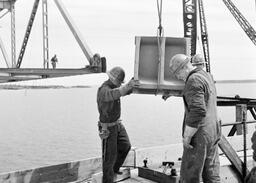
191;54;206;66
107;66;125;86
169;54;190;75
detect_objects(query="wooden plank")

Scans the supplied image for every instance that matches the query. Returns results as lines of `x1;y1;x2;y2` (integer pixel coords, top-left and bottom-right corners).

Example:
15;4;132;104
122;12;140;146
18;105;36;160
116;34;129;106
224;135;252;153
228;125;237;137
0;158;102;183
29;162;79;182
218;134;248;180
236;104;247;135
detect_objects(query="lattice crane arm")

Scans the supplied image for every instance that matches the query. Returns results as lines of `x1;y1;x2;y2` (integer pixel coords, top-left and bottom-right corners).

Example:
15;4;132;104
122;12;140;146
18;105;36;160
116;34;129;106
198;0;211;73
222;0;256;46
183;0;211;73
16;0;40;68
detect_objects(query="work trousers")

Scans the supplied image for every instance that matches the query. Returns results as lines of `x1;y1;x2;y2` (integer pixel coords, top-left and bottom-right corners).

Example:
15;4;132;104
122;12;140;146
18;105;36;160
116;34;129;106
180;132;221;183
102;123;131;183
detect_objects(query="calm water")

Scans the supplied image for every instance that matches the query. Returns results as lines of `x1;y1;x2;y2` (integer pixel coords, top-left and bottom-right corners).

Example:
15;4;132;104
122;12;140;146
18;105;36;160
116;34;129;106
0;82;255;173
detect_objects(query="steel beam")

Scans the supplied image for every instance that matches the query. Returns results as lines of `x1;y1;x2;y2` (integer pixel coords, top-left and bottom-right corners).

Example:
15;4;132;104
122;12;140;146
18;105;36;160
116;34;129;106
0;35;11;68
10;2;16;67
16;0;40;68
0;67;101;83
54;0;93;64
0;68;100;75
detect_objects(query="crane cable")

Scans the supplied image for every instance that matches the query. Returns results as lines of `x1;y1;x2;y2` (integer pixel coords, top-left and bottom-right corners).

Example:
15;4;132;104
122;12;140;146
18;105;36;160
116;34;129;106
157;0;164;37
156;0;164;95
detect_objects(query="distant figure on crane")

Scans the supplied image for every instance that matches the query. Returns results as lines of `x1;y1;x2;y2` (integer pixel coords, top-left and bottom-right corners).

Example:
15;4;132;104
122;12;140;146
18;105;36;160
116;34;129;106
51;54;58;69
97;66;135;183
92;53;101;67
191;54;205;70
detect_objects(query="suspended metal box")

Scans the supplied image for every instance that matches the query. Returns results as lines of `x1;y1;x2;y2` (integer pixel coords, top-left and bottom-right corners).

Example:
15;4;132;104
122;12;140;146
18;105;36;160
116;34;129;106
0;0;13;10
133;36;190;95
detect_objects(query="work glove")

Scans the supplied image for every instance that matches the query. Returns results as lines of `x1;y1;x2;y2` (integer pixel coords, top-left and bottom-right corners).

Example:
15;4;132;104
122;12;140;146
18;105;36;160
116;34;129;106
119;78;135;96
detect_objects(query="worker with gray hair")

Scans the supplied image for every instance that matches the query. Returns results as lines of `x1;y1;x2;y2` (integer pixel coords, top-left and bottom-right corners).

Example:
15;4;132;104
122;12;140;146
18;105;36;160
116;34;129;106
168;54;221;183
97;66;134;183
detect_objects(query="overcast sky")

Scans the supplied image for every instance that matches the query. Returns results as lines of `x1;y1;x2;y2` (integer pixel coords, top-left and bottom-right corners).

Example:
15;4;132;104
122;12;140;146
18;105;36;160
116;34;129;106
0;0;256;84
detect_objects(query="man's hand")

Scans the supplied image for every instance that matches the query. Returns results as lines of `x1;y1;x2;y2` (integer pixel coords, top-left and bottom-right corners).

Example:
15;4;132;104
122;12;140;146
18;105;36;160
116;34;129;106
183;136;193;149
119;78;135;96
162;91;182;101
99;128;110;140
127;78;136;88
126;78;135;95
183;125;198;149
162;92;172;101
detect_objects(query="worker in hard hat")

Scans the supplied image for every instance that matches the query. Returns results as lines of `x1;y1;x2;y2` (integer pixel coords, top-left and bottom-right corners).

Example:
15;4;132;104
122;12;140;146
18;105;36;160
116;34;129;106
191;53;206;69
169;54;221;183
97;66;134;183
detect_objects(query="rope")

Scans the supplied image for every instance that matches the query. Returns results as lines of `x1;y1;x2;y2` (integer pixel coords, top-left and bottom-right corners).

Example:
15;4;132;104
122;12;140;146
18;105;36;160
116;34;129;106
156;0;164;95
156;0;163;37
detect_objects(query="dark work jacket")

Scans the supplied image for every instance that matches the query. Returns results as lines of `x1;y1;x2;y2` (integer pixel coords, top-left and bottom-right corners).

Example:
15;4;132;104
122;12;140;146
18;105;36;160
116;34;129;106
97;80;122;123
183;68;220;140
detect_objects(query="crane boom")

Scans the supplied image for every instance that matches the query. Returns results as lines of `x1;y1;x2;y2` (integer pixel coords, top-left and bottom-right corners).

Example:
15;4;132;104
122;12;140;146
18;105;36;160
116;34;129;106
16;0;40;68
54;0;94;64
222;0;256;46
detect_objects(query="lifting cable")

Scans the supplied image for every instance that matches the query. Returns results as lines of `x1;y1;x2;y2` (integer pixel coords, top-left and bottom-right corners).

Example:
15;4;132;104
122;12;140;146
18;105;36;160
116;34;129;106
156;0;164;94
157;0;164;37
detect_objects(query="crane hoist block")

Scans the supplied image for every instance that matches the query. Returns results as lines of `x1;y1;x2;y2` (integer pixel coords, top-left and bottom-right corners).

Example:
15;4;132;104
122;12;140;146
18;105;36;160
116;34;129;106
133;36;190;95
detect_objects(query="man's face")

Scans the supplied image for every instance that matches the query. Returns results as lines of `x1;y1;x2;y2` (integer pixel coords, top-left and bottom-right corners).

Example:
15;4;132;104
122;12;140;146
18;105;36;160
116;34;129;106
175;68;187;81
